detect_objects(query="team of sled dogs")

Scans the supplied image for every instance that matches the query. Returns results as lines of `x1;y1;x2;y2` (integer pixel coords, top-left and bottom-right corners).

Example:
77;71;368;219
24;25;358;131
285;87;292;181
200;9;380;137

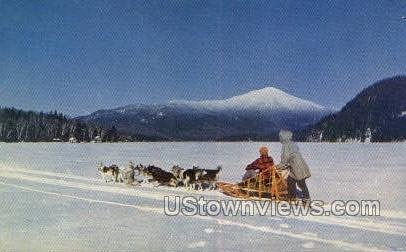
97;162;222;190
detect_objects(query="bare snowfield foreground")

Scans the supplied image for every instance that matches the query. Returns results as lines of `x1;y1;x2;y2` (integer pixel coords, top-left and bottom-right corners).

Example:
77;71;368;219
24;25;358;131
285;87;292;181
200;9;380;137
0;142;405;251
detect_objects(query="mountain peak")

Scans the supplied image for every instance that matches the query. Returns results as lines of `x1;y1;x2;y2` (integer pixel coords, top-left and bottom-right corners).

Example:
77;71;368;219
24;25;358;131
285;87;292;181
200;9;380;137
235;86;297;99
79;86;329;141
173;86;325;112
248;86;284;93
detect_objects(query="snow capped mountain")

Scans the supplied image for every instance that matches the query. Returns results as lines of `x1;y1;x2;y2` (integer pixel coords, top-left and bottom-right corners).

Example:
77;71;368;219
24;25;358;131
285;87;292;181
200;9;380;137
170;87;325;112
78;86;329;141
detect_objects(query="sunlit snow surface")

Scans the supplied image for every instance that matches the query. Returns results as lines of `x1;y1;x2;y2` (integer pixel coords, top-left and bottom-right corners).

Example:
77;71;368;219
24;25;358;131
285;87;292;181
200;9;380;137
0;142;405;251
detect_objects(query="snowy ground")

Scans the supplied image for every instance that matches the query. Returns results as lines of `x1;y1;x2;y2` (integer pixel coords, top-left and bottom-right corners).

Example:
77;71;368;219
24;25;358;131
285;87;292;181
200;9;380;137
0;142;405;251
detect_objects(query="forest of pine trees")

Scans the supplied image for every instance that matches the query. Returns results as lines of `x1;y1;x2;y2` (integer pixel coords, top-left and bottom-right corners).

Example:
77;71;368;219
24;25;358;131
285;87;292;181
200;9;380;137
0;107;121;142
298;76;406;142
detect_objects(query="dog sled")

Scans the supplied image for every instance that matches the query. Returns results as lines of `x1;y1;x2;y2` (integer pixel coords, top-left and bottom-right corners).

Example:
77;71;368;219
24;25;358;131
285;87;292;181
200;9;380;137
216;166;289;201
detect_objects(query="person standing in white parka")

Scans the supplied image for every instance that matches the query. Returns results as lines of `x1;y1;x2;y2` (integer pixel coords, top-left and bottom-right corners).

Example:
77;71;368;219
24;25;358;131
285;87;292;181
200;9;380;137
277;130;311;203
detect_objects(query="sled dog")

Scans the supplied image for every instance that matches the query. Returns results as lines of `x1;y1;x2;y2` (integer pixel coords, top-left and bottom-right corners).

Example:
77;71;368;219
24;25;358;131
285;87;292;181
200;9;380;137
98;163;120;183
119;161;137;185
172;166;205;190
136;164;177;187
198;166;222;190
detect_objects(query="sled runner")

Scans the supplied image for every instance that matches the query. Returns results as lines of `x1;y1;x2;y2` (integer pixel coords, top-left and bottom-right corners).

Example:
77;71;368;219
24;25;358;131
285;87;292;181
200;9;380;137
217;166;288;201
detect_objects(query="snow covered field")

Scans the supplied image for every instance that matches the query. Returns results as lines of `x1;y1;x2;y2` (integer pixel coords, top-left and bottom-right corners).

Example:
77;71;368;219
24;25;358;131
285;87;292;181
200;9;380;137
0;142;405;251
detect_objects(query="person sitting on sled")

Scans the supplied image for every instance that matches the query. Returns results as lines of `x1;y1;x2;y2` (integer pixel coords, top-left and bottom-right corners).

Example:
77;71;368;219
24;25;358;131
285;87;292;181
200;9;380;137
242;146;274;180
277;130;311;204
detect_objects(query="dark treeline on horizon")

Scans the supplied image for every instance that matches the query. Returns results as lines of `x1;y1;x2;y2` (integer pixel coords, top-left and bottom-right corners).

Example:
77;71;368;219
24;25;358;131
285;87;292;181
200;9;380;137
0;107;120;142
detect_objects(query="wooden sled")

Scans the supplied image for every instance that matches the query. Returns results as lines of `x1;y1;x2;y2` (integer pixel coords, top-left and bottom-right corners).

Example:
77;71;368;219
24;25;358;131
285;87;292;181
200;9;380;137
217;166;288;201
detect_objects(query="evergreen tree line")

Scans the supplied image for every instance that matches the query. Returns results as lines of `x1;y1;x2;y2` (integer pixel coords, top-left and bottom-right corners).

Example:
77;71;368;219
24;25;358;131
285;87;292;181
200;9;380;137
0;107;120;142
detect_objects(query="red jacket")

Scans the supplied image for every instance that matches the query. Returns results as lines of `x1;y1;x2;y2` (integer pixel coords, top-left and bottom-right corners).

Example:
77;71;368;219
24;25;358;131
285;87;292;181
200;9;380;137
246;155;274;173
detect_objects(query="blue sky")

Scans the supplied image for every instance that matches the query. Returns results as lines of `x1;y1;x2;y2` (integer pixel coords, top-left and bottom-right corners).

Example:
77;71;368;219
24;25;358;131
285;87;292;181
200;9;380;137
1;0;405;115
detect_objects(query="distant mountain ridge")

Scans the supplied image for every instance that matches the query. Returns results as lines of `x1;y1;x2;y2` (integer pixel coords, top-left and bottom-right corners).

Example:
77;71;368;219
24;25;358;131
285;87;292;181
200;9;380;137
301;76;406;142
78;87;329;141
